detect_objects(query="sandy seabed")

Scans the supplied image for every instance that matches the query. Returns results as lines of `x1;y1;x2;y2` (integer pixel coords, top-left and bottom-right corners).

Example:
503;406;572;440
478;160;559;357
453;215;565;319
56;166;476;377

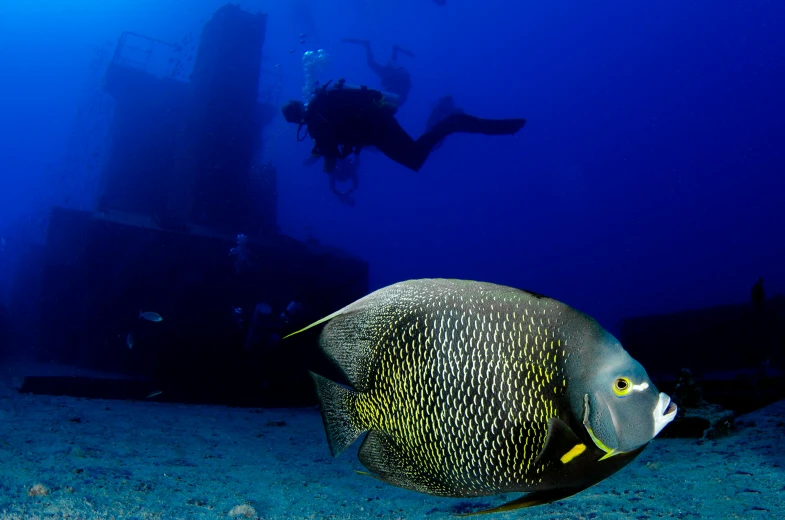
0;375;783;520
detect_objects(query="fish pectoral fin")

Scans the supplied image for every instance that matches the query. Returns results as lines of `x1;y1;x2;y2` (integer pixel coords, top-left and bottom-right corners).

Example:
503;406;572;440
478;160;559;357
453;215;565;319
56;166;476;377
454;487;588;517
534;417;587;467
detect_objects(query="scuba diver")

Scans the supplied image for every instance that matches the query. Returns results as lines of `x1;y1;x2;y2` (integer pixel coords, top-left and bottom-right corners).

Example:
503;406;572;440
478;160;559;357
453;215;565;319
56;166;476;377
281;79;526;174
341;38;414;105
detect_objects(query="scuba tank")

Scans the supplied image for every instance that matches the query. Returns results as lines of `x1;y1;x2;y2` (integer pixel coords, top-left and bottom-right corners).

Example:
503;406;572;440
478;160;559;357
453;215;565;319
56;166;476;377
336;81;401;113
309;79;400;115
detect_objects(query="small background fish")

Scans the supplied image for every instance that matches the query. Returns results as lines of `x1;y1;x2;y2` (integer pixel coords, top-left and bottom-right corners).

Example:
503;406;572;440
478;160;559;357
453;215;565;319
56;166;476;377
139;311;163;322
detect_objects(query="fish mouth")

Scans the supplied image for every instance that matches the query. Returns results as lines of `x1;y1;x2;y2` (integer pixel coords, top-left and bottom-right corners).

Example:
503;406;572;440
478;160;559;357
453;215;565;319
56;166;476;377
652;392;678;438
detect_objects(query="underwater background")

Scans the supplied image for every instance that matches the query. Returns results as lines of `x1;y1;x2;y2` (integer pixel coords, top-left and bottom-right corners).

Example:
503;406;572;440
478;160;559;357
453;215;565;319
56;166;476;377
0;0;783;518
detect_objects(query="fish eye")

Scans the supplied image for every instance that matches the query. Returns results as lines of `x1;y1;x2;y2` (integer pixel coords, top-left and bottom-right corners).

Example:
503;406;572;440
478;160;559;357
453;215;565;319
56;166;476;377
613;377;633;397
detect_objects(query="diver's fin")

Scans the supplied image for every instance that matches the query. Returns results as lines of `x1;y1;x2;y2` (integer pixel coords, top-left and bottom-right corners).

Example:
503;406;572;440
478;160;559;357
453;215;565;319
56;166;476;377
534;417;589;467
309;371;366;457
449;114;526;136
357;430;436;495
416;114;525;153
454;487;588;517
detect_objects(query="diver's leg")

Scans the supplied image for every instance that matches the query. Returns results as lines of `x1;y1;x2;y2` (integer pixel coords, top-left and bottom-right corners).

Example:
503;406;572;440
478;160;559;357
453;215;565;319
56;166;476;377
425;95;463;133
418;113;526;150
363;45;386;78
341;38;385;77
391;45;416;62
372;116;429;172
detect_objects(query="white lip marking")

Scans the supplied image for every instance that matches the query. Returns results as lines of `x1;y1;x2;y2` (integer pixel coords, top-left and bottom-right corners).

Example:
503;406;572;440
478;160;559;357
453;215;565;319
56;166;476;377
632;382;649;392
652;392;678;437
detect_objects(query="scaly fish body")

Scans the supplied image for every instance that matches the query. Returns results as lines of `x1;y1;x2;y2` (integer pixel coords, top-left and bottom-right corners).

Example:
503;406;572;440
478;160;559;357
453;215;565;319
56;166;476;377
296;279;676;514
348;281;569;496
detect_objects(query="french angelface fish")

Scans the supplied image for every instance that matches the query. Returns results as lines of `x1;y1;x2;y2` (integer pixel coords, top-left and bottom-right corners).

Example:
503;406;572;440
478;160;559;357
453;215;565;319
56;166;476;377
289;279;677;515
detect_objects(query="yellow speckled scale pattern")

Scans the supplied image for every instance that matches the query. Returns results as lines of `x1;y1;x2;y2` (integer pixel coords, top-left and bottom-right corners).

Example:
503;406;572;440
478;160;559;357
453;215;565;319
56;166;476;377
322;279;576;497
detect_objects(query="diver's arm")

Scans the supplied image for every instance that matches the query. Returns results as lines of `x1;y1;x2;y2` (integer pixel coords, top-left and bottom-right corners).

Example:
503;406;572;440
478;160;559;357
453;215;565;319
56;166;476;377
303;152;321;167
322;155;337;173
337;145;354;160
310;138;339;173
308;121;341;173
341;38;385;77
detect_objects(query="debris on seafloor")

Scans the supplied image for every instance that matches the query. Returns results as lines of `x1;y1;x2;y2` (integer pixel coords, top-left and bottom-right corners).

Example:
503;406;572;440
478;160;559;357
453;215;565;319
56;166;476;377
228;503;258;518
666;368;735;439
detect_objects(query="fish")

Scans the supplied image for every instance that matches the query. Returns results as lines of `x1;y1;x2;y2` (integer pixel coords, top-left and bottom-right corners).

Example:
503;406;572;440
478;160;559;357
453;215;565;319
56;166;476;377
126;332;133;350
139;310;163;322
146;390;163;399
288;279;677;515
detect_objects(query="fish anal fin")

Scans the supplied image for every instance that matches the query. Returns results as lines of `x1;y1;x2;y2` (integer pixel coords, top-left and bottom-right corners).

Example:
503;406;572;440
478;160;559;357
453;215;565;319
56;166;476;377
454;487;587;517
354;469;384;482
535;416;587;467
358;431;437;495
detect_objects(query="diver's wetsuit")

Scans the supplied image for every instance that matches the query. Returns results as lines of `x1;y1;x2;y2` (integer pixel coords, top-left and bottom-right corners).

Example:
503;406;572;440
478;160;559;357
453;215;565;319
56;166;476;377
301;81;526;173
425;95;465;151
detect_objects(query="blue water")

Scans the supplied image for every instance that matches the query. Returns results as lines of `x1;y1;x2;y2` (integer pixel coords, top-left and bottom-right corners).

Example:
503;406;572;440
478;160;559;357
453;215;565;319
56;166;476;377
1;0;782;330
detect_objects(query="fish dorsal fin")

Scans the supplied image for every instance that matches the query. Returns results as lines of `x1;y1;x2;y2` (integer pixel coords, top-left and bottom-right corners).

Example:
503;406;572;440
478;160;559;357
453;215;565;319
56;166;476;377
282;306;349;339
534;417;588;467
282;284;394;340
289;283;421;391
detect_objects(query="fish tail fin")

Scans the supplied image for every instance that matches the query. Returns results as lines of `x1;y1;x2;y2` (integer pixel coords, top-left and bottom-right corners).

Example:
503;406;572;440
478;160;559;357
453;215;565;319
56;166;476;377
309;371;366;457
